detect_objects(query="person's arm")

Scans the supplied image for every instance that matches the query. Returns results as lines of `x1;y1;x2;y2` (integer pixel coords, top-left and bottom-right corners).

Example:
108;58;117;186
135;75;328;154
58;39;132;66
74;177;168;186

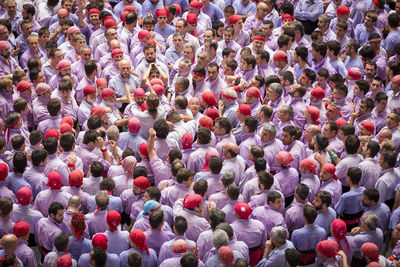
147;128;158;161
125;83;133;104
150;31;163;51
393;188;400;212
96;137;112;164
49;25;63;40
109;140;120;165
261;240;273;259
77;0;86;28
153;64;168;86
337;250;348;267
141;64;152;88
114;117;130;127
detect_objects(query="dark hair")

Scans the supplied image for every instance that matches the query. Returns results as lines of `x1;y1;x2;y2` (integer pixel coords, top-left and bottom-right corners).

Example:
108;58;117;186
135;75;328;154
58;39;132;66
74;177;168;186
193;179;208;196
31;149;48;167
209;156;222;174
47;98;61;116
174;216;188;235
48;202;64;217
215;222;234;238
146;186;161;202
296;183;309;200
210;208;226;230
214;117;232;134
29;130;42;146
345;135;360;154
227;184;239;200
87;115;102;130
128;251;142;267
347;167;362;185
92;247;107;267
254;158;267;172
60;133;75;151
315;191;332;207
326;121;338;134
312;41;328;57
85;59;98;76
285;248;301;267
90;161;104;178
83;130;98;145
258;170;274;190
99;178;115;192
54;232;69;251
363;188;380;203
295;46;308;61
149;210;164;229
303;204;317;224
197;127;211;144
153;119;169;139
366;140;380;158
381;151;397;168
44;137;58;155
180;252;198;267
11;135;25;150
250;145;264;159
360;98;374;111
267;191;282;205
0;197;13;215
13;152;27;173
244;116;258;133
341;124;355;136
326;41;341;56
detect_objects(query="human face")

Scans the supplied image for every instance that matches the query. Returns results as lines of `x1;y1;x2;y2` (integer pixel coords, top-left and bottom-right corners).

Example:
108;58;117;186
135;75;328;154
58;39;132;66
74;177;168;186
240;60;250;72
81;48;91;61
213;122;225;136
189;99;200;115
6;1;16;17
133;185;142;195
119;61;131;78
281;130;293;145
62;0;72;11
223;66;234;76
252;39;264;52
0;26;9;41
207;66;218;81
28;37;38;52
74;38;85;52
58;13;68;25
134;95;145;106
365;64;376;79
203;30;213;41
298;73;310;87
358;102;368;115
143;192;150;202
89;13;99;25
189;7;200;16
175;21;186;34
197;54;208;68
60;66;71;76
269;198;282;210
158;15;167;25
224;30;233;44
371;80;382;93
21;23;32;37
52;50;63;64
364;15;373;28
144;48;156;63
332;89;343;100
261;129;273;142
39;33;49;45
173;35;184;50
313;196;323;210
106;29;117;42
256;3;269;19
396;1;400;14
323;124;333;139
317;18;327;31
336;26;345;39
52;209;64;223
183;47;194;60
62;24;70;37
375;99;387;113
60;89;71;101
233;20;243;31
35;72;46;84
387;112;399;129
319;169;332;181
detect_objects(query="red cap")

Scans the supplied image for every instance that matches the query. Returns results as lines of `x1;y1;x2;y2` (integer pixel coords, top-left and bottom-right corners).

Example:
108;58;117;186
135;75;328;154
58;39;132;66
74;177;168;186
246;87;262;103
111;48;123;59
101;88;115;99
17;186;31;205
218;246;234;266
61;116;74;127
347;68;362;80
88;8;100;15
273;51;288;61
14;221;30;237
45;129;60;140
202;91;217;107
174;4;181;15
134;88;145;97
133;176;151;190
335;119;347;129
361;121;375;133
229;14;242;25
317;240;339;258
392;75;400;85
282;14;295;21
204;109;220;121
139;143;149;158
69;170;83;187
92;234;108;251
234;202;252;219
186;13;197;24
189;0;203;9
60;123;73;134
331;219;348;252
150;78;163;87
123;6;136;12
152;84;164;95
127;117;141;133
172;239;188;253
84;85;96;97
183;194;202;209
327;104;342;117
100;15;112;22
202;150;220;172
361;242;379;262
253;35;266;42
130;229;150;255
57;255;72;267
138;30;151;40
47;171;62;190
155;8;169;18
106;210;121;232
104;19;117;29
90;106;106;117
311;87;325;99
182;133;194;149
16;80;32;92
300;158;317;174
146;40;157;48
0;163;8;181
322;163;338;180
120;11;129;22
276;151;293;167
336;6;350;15
238;104;251;116
306;106;320;124
199;116;213;130
56;59;71;71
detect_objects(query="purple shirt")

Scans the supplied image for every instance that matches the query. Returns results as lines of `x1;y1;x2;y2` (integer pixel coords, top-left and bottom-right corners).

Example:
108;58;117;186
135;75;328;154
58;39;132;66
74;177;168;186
187;145;218;174
320;178;342;206
45;154;70;186
0;182;17;203
231;218;265;249
300;173;320;202
36;217;69;251
160;182;193;208
85;209;107;237
15;239;37;267
251;205;287;239
0;217;14;238
336;154;364;186
144;228;175;255
284;199;309;233
102;229;130;255
11;204;43;235
359;158;381;189
274;167;299;197
32;96;50;126
118;248;157;267
33;189;71;217
239;133;261;166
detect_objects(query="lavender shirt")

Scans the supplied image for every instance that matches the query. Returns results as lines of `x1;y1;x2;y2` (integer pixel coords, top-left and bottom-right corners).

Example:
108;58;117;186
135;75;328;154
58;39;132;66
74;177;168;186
251;205;287;240
36;217;69;251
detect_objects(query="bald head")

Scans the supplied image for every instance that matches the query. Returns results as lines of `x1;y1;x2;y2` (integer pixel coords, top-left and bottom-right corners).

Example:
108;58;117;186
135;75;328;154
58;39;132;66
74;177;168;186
223;142;238;159
109;39;121;51
378;128;392;144
118;59;131;78
1;234;17;251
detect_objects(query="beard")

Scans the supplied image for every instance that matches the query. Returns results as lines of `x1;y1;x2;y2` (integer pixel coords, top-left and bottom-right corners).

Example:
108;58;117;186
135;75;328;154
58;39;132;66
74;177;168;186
314;204;322;211
308;143;315;150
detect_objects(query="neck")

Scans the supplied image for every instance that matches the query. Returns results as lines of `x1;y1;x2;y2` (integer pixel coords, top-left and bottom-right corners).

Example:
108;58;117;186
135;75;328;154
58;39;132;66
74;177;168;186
319;205;328;212
298;61;307;68
349;183;359;190
366;25;374;31
349;53;357;60
305;222;314;226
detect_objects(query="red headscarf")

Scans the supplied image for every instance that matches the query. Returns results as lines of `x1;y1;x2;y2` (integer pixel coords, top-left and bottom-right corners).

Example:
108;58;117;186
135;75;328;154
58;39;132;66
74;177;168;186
106;210;121;232
331;219;349;250
130;229;150;255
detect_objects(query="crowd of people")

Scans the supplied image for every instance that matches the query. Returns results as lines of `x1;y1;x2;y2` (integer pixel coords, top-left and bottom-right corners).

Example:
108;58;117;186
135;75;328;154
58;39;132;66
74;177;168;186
0;0;400;266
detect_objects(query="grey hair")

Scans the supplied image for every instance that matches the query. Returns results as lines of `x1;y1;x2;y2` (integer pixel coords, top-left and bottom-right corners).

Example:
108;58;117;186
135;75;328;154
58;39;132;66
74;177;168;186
176;77;190;90
319;14;331;24
80;45;91;53
329;102;341;111
183;44;195;52
179;59;192;68
72;34;85;42
270;226;287;245
173;32;184;39
363;214;379;231
263;123;277;135
221;171;235;182
307;125;321;136
281;105;294;118
106;125;119;141
269;83;283;96
212;229;229;249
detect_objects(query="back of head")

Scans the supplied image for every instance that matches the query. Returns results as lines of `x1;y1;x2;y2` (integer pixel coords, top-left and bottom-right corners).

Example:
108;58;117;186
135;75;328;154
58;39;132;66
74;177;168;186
91;247;107;267
209;208;226;230
95;191;109;210
127;251;142;267
180;252;198;267
54;232;69;252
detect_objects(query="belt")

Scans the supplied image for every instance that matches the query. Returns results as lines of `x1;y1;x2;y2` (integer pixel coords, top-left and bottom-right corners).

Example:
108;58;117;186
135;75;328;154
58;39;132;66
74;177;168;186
299;249;316;265
341;210;363;225
249;245;261;252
